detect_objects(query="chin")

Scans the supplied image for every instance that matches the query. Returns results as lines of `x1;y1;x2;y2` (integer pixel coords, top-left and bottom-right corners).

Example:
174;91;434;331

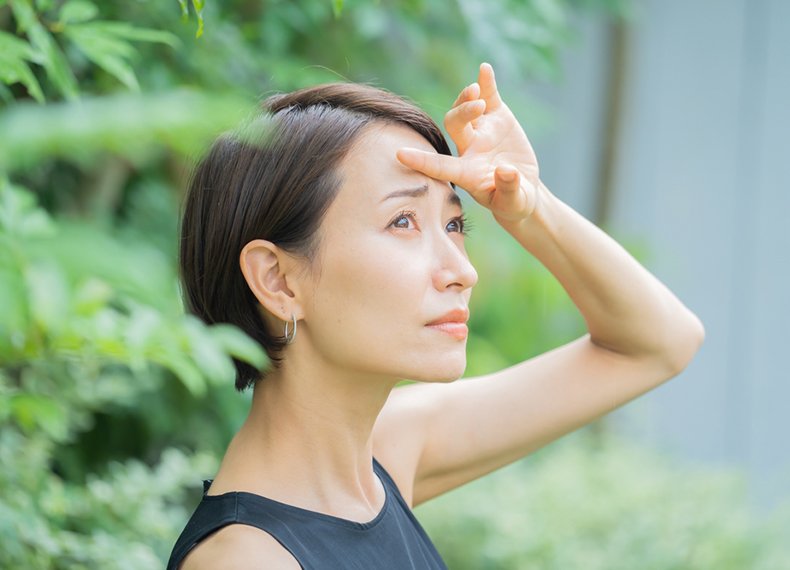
396;347;466;384
425;362;467;384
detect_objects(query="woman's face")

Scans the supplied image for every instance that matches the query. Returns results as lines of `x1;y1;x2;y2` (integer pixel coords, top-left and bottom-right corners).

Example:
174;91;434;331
301;122;478;384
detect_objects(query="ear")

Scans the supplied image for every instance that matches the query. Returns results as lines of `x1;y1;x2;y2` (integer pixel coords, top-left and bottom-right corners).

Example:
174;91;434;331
239;239;305;325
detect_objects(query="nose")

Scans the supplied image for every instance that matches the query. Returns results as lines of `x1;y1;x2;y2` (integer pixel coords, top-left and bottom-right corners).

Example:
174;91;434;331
431;234;478;292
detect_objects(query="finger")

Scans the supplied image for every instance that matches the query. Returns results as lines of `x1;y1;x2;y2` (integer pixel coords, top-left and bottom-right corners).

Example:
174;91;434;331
451;82;481;110
444;99;485;150
494;164;524;208
494;165;534;217
478;62;504;112
397;147;465;185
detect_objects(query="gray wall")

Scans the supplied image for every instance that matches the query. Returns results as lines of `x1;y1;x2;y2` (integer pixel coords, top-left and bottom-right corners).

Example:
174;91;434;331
519;0;790;514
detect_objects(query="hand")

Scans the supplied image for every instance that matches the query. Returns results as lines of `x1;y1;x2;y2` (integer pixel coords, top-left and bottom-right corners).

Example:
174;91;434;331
397;62;544;224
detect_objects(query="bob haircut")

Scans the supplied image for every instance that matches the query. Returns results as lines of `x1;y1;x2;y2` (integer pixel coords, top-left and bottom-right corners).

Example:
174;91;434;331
178;82;454;392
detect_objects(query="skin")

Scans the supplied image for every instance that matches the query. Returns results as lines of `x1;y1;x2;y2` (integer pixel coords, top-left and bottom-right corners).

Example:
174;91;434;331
180;63;705;569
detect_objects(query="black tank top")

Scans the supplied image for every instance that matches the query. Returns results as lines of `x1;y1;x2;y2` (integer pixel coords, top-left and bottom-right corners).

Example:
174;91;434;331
166;457;449;570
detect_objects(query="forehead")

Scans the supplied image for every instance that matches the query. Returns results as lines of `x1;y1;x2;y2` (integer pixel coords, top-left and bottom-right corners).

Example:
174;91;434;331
336;123;454;206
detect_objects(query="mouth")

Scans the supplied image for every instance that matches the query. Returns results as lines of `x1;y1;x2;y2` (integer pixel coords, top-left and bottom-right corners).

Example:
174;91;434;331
425;307;469;327
425;322;468;339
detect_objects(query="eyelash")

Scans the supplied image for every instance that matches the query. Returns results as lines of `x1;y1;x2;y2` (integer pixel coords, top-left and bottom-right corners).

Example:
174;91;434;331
390;209;475;236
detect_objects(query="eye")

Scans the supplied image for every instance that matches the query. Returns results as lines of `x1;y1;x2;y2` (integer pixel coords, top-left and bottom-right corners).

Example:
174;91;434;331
390;209;417;230
448;213;475;236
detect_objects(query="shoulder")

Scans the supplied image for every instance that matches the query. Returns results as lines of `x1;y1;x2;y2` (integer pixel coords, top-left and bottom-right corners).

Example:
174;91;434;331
178;523;301;570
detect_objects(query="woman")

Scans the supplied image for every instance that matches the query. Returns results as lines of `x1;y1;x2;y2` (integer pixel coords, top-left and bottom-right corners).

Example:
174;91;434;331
169;63;705;569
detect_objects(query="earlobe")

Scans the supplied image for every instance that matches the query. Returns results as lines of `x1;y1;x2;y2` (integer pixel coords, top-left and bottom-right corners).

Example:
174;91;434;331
239;239;299;322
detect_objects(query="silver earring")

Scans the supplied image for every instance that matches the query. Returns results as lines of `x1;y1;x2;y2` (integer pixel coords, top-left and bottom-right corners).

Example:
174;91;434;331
284;314;297;344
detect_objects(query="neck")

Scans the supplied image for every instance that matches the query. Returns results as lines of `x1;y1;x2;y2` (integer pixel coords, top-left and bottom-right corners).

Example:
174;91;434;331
214;352;400;520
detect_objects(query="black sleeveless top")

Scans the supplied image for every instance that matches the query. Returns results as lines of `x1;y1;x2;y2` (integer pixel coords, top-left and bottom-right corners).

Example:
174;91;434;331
166;457;449;570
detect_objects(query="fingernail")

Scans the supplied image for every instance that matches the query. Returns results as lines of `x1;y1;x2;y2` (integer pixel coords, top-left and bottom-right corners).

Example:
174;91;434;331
499;169;516;181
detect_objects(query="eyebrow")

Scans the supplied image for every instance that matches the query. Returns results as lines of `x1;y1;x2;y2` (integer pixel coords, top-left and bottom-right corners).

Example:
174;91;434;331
381;184;462;209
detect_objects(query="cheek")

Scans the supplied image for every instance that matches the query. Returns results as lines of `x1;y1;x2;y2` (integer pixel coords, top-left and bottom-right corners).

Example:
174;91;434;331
308;237;430;350
326;237;425;313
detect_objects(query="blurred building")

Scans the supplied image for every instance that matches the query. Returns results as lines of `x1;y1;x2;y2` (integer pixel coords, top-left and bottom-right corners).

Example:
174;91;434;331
523;0;789;515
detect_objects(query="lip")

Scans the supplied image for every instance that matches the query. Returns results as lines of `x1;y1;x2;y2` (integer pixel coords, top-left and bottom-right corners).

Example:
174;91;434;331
425;322;468;339
425;308;469;326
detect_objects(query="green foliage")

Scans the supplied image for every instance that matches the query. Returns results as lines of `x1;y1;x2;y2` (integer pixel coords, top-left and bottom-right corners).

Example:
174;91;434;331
8;0;80;101
0;177;264;566
415;430;790;570
177;0;204;38
2;0;179;103
0;27;46;103
1;424;219;568
62;20;180;92
0;89;255;171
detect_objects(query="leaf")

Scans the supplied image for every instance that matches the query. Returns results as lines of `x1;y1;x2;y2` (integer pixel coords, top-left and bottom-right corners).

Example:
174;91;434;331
0;82;12;104
10;0;80;101
24;259;71;335
123;304;163;352
0;267;30;359
332;0;344;19
0;30;46;103
0;57;45;104
20;220;177;314
0;176;56;237
64;22;181;92
58;0;99;25
182;316;236;386
157;350;207;397
10;393;68;440
208;323;269;370
64;25;140;91
8;0;36;31
0;30;44;63
0;89;256;171
177;0;189;22
71;276;114;317
191;0;204;38
82;21;181;49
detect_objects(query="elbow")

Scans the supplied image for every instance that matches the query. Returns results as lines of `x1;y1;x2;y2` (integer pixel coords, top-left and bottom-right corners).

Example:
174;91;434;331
664;311;706;375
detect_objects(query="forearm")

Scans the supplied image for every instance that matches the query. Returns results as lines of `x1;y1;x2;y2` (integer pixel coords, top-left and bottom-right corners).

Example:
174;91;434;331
495;181;705;369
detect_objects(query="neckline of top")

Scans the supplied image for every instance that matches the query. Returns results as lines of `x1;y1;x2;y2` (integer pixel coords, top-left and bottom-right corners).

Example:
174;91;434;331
200;457;391;531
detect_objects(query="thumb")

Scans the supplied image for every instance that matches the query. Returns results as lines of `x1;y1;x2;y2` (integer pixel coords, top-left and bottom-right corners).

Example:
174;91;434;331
493;164;529;215
494;164;521;194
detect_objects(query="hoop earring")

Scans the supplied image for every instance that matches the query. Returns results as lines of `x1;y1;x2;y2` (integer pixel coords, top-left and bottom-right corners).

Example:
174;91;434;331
283;314;297;344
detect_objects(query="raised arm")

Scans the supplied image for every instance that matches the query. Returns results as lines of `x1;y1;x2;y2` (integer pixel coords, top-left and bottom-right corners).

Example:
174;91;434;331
373;63;704;508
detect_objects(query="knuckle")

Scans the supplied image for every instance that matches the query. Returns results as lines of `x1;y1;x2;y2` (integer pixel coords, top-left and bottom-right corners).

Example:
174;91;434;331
443;111;460;132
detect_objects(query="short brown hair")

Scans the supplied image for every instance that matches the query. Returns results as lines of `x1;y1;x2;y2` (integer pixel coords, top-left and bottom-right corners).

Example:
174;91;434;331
178;82;453;392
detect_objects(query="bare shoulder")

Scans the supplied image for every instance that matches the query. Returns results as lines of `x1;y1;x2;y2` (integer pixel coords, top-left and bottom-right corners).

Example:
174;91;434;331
179;523;301;570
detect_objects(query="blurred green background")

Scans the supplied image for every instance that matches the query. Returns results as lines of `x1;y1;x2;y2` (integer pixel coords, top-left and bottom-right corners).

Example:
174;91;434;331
1;0;788;567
